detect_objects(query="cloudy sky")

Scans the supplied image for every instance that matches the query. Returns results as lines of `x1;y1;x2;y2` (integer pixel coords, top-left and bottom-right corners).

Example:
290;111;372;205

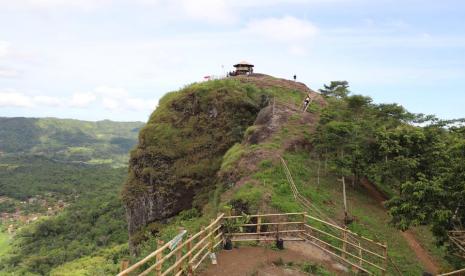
0;0;464;122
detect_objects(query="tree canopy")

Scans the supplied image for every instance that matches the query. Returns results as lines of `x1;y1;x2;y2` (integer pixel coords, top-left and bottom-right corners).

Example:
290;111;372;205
314;81;465;267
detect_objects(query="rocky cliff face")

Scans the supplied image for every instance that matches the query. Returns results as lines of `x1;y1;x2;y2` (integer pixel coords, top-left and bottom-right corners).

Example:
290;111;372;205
122;75;321;251
122;79;267;250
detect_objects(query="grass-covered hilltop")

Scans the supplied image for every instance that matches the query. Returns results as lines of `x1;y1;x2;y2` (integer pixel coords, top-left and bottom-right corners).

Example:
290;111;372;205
122;74;325;250
122;74;465;274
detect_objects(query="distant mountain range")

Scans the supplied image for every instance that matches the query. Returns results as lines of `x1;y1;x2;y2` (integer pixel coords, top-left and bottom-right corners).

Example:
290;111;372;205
0;117;144;166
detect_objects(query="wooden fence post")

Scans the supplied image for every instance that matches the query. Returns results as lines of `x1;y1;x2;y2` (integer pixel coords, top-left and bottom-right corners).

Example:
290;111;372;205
300;212;307;240
276;223;280;240
200;226;206;245
382;242;388;276
120;259;129;273
341;227;347;259
155;239;164;275
186;234;193;276
358;240;363;267
302;212;307;230
175;227;184;274
257;216;261;236
209;219;215;252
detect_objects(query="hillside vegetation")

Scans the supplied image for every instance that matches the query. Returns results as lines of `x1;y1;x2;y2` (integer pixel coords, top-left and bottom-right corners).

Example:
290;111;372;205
0;117;143;167
122;75;322;250
123;76;464;275
2;75;464;275
0;119;143;275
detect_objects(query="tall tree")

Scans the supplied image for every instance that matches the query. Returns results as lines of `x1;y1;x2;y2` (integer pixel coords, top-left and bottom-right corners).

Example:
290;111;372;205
319;81;350;98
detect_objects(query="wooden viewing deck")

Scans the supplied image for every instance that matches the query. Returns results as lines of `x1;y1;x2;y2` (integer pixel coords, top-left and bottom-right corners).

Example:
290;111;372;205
118;212;389;276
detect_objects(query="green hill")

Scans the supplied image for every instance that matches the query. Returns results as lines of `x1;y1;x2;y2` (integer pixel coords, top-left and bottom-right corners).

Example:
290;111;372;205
0;117;144;166
2;75;464;275
121;75;463;275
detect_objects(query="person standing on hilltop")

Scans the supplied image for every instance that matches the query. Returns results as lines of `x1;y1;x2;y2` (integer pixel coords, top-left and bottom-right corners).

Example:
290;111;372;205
293;74;297;81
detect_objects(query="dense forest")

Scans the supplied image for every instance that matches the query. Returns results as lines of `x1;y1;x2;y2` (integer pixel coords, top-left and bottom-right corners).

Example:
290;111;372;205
313;81;465;267
0;158;129;275
0;119;141;275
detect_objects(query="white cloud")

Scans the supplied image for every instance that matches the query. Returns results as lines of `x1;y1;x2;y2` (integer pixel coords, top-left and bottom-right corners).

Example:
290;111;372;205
180;0;236;24
95;85;129;98
69;86;158;111
69;92;97;107
102;97;120;110
0;87;158;112
0;91;34;107
289;45;308;56
127;97;158;111
0;91;64;108
32;95;63;107
0;0;111;10
135;0;315;24
0;41;10;58
245;16;318;42
95;86;158;111
0;68;19;78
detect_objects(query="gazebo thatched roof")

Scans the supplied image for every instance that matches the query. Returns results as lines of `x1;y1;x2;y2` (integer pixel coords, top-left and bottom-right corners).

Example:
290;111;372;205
234;60;254;67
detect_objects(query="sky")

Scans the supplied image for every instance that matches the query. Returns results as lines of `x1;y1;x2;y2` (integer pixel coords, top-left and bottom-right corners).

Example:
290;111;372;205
0;0;464;122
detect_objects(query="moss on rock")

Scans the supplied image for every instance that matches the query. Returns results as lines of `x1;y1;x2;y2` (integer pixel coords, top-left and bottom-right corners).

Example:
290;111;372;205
122;79;268;250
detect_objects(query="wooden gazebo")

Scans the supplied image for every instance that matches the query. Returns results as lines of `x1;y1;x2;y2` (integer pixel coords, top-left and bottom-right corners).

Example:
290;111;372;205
233;61;254;75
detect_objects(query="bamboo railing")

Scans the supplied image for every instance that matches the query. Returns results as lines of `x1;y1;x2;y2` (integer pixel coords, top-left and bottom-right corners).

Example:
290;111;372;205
118;213;224;276
438;268;465;276
280;156;397;275
225;212;388;276
448;230;465;258
119;211;388;276
439;231;465;276
224;212;307;243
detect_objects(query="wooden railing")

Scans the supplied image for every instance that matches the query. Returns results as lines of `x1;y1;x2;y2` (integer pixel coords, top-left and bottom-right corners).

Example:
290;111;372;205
224;212;388;276
118;213;224;276
223;212;307;243
439;231;465;276
280;156;393;275
119;211;388;275
303;213;387;275
438;268;465;276
448;230;465;258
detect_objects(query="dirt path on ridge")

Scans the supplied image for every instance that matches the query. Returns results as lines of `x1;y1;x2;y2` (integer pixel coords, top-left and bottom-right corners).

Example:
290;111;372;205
360;178;440;274
200;242;349;276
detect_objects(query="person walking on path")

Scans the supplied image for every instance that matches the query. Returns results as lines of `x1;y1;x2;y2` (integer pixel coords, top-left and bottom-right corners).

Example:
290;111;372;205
302;95;311;111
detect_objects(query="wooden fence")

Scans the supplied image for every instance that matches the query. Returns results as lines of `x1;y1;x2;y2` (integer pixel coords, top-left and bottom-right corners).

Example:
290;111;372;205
439;231;465;276
438;268;465;276
224;212;306;243
118;211;388;275
118;214;224;276
448;230;465;259
225;212;388;276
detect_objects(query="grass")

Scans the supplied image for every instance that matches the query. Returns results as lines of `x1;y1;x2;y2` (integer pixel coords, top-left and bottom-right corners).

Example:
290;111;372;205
232;183;264;211
221;143;245;171
234;149;450;275
0;229;11;257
